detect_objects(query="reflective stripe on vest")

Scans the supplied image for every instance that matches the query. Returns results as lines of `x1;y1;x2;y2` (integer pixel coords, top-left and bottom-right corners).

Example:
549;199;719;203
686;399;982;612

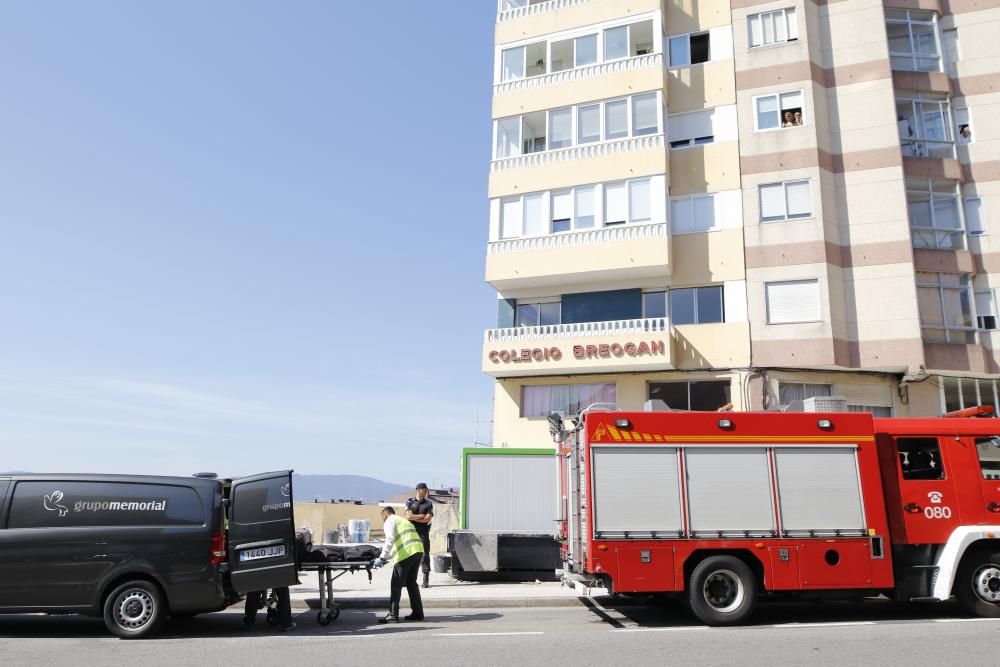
390;518;425;564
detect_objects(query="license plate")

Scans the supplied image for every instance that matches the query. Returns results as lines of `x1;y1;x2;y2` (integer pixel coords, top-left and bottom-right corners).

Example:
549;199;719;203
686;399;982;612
239;545;286;562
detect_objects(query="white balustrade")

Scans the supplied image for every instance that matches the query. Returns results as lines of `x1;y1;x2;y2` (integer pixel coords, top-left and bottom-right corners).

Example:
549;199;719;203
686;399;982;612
494;54;664;95
488;221;668;255
486;317;671;343
491;134;664;173
498;0;592;22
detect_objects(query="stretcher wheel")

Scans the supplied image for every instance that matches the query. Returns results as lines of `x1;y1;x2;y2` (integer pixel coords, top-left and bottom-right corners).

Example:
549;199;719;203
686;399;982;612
266;608;280;626
317;606;339;625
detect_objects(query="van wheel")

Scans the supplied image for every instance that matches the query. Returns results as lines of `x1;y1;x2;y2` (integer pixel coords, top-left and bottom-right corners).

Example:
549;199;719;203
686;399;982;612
103;580;166;638
687;556;757;626
956;550;1000;617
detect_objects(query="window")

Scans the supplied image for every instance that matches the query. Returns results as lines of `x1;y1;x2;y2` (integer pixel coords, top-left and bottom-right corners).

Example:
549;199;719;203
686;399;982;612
671;194;717;234
748;8;798;48
605;182;627;225
917;272;976;343
906;178;964;250
766;280;821;324
896;438;945;480
966;197;984;235
629;180;651;224
604;20;655;62
941;376;1000;414
551;190;572;233
515;300;561;327
943;27;959;76
604;179;652;226
975;437;1000;480
492;92;661;160
669;109;714;149
642;290;667;318
759;180;811;222
575;185;596;229
886;9;941;72
848;405;894;418
755;91;804;131
500;197;523;238
896;95;953;158
976;289;997;330
648;380;731;411
548;186;598;233
522;383;617;417
523;193;545;236
670;286;724;324
604;25;628;61
576;34;598;67
955;107;972;145
778;382;832;405
669;32;710;67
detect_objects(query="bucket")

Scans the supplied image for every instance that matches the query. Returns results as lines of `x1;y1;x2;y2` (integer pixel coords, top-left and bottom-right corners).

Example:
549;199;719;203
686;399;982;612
431;553;452;574
347;519;370;543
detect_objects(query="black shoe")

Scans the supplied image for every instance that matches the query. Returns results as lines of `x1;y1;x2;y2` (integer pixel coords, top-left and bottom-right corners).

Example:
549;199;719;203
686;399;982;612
281;622;296;631
377;614;399;624
404;613;424;621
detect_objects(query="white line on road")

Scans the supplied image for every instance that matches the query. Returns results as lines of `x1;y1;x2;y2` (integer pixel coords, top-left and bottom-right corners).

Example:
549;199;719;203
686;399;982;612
433;631;544;637
933;617;1000;623
774;621;877;628
612;626;710;633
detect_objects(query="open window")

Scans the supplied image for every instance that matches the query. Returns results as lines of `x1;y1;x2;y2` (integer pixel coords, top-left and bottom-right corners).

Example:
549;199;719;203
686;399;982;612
755;91;804;131
896;438;945;481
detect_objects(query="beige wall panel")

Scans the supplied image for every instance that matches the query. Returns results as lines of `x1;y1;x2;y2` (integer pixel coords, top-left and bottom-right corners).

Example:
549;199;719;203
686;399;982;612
819;82;899;154
665;0;732;35
485;232;670;291
814;3;891;69
752;337;838;365
669;141;742;194
826;264;850;339
488;148;668;198
924;343;999;374
906;378;944;418
674;322;752;368
827;173;909;238
492;67;666;118
733;41;810;75
671;228;746;284
667;60;737;114
744;220;827;249
495;0;663;46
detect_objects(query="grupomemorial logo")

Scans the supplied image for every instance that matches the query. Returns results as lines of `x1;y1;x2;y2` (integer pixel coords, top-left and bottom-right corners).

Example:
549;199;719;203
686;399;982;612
43;490;69;517
280;483;291;498
928;491;943;504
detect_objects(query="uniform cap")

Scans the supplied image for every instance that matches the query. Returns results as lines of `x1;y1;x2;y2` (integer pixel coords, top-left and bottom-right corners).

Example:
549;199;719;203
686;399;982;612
415;482;428;490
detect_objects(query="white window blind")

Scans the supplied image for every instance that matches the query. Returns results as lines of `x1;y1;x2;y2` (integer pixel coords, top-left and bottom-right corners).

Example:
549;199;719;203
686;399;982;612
767;279;821;324
578;104;600;144
592;448;683;536
671;198;693;234
774;448;866;535
835;384;894;408
787;8;799;39
629;180;651;223
549;108;572;149
669;110;712;143
756;95;779;130
966;197;984;234
575;186;596;228
694;195;715;230
786;181;812;218
605;100;628;139
501;197;522;238
523;193;545;236
976;291;996;318
686;448;775;536
632;93;659;136
552;190;572;230
760;184;785;221
605;183;628;224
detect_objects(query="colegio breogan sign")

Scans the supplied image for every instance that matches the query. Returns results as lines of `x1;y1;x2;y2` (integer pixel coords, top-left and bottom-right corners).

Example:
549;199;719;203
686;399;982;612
488;340;666;365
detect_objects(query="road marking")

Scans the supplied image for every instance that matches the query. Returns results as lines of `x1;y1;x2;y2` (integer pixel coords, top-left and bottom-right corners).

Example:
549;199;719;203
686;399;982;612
933;617;1000;623
612;626;710;633
433;631;544;637
774;621;876;628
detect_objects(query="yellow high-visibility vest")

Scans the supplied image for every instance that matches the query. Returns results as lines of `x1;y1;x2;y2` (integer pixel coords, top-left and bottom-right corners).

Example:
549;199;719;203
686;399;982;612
389;517;424;564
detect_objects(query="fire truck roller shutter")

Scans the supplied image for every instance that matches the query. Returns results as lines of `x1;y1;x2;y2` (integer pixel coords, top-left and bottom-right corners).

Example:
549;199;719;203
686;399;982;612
592;447;683;538
773;448;866;536
686;448;775;537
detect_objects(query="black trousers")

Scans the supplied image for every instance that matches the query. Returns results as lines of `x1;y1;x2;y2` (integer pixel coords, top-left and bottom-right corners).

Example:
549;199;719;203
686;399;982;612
389;553;424;617
417;531;431;575
244;587;291;625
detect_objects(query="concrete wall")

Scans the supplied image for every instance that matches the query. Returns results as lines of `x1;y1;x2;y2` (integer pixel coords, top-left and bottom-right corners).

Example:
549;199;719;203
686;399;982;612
293;502;460;556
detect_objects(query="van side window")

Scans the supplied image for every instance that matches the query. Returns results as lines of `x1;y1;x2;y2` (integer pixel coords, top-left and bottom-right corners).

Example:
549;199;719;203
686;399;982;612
7;482;205;528
231;478;292;524
975;437;1000;480
897;438;945;481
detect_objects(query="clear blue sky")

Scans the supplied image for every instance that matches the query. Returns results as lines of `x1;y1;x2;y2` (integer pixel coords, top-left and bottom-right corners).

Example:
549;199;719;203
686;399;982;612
0;2;499;486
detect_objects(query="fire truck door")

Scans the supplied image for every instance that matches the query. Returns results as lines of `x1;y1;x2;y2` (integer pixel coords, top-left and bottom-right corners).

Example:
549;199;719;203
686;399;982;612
972;436;1000;521
893;437;961;544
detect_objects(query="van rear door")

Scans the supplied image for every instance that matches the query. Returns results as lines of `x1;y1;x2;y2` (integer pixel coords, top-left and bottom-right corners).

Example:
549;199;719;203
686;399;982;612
227;471;298;594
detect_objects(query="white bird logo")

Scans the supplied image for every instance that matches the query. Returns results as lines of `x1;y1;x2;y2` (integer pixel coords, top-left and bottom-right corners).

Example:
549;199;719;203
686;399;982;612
280;483;291;498
44;490;69;517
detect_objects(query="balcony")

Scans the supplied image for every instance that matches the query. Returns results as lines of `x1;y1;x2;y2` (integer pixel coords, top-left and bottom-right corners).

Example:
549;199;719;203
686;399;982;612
494;53;664;97
492;133;664;174
483;317;672;377
486;221;669;290
497;0;590;22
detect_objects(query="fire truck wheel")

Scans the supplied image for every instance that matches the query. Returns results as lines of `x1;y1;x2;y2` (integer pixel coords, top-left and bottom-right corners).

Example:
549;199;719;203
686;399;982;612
687;556;757;626
956;550;1000;617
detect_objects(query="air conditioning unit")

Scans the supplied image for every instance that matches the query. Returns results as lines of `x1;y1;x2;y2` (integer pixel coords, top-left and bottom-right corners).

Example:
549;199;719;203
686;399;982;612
785;396;849;413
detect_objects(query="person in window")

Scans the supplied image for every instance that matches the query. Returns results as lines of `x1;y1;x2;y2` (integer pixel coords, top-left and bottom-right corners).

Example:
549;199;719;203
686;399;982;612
793;111;803;126
959;124;972;145
782;111;795;128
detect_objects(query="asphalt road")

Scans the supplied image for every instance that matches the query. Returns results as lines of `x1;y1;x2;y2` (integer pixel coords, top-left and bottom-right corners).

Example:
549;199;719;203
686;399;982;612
2;599;998;666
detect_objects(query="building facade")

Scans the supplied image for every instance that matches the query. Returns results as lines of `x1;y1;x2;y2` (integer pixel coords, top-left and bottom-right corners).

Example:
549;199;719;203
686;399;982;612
484;0;1000;448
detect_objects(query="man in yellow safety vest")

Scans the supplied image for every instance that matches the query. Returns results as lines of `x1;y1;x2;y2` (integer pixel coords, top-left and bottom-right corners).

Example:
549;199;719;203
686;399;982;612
373;506;425;623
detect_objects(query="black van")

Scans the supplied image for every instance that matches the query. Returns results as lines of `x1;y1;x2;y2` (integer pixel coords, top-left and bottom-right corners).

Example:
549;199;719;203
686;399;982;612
0;470;298;638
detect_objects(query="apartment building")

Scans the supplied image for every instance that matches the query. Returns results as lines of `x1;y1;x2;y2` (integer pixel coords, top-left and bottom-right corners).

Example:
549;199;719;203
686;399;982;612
483;0;1000;448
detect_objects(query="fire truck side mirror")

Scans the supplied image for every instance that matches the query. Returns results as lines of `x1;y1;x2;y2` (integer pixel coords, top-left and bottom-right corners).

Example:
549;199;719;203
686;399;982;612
548;412;565;439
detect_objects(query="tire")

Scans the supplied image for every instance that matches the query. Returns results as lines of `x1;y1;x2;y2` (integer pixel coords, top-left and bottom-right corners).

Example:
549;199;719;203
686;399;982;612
955;550;1000;618
686;555;757;626
103;580;166;639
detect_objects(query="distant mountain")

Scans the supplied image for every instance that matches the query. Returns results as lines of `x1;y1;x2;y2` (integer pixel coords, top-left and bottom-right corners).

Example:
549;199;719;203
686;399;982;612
292;474;410;504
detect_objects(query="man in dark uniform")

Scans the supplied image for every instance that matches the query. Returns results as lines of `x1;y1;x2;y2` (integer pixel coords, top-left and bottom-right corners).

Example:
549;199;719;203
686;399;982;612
404;482;434;588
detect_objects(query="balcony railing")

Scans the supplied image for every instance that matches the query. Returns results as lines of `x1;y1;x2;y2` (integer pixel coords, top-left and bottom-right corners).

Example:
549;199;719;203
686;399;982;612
495;53;664;95
902;138;954;159
491;133;664;173
498;0;592;22
486;317;671;343
488;221;668;256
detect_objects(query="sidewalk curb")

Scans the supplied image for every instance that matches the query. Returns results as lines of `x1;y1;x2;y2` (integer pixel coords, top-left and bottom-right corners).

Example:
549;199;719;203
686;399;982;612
291;596;594;610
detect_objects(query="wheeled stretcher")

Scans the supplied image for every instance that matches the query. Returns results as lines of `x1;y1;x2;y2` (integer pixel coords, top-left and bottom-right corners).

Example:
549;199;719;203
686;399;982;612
265;561;373;625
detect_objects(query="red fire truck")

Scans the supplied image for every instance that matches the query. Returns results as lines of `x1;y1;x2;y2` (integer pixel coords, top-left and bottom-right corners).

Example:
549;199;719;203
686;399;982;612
550;406;1000;625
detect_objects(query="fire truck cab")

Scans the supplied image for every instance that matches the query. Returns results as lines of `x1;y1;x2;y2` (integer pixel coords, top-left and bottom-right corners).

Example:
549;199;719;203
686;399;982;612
554;408;1000;625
